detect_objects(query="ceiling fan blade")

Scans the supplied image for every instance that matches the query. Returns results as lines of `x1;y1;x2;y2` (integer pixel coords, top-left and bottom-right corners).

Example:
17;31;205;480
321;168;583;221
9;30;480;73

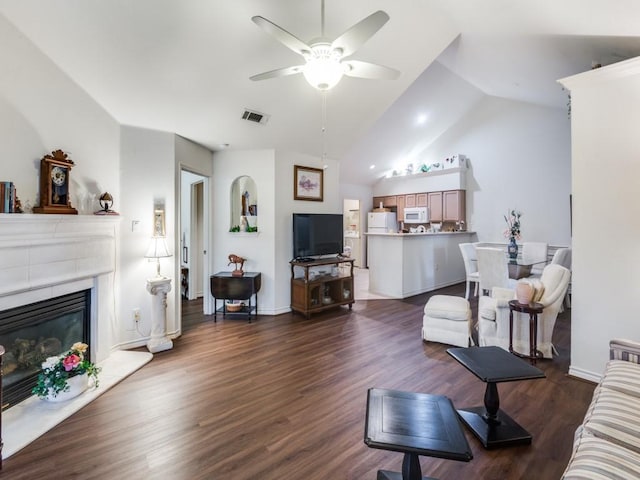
331;11;389;57
250;65;305;82
252;16;311;56
343;60;400;80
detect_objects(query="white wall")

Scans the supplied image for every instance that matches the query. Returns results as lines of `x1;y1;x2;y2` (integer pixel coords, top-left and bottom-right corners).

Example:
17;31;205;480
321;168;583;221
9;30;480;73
560;58;640;380
176;136;213;310
0;14;120;214
373;96;571;246
212;149;340;315
119;126;177;346
212;149;277;312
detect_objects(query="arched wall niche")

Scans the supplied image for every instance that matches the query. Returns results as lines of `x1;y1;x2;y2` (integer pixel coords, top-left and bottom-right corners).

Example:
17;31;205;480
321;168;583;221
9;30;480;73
230;175;258;231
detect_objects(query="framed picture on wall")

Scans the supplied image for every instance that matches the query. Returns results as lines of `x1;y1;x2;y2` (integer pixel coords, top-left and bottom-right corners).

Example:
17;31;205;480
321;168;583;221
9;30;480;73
153;209;166;237
294;165;323;201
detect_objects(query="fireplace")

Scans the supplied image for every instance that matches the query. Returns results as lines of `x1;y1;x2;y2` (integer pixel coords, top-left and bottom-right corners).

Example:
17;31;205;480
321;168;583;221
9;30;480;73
0;290;90;409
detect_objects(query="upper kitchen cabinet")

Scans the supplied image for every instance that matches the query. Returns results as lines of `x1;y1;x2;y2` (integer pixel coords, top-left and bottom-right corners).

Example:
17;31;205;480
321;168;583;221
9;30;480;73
443;190;466;222
405;194;416;208
427;192;443;222
396;195;405;224
373;195;397;209
403;193;427;208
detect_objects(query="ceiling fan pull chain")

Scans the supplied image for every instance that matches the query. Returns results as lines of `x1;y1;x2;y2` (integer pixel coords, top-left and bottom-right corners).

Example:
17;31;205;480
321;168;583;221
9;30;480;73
321;90;327;161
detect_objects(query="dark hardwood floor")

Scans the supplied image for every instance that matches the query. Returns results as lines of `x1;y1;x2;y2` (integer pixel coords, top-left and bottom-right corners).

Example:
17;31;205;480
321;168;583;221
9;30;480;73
3;282;595;479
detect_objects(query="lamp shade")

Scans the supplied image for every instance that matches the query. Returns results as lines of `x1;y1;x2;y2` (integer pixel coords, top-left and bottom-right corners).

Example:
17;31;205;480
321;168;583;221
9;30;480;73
144;236;171;259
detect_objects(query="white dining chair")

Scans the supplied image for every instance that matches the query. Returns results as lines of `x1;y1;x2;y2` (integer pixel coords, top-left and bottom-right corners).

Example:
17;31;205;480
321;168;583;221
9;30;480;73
458;243;480;300
522;242;548;276
476;247;517;296
551;247;572;310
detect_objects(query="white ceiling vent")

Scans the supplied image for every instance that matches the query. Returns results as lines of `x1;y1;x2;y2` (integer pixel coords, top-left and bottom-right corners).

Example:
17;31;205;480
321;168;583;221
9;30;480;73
242;109;270;124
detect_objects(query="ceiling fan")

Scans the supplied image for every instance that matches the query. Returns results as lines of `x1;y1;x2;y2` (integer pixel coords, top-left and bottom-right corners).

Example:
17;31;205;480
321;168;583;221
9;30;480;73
250;0;400;91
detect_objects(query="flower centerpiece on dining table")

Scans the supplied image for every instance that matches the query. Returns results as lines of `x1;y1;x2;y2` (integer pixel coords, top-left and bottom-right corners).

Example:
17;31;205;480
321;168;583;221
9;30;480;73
32;342;101;400
503;209;522;259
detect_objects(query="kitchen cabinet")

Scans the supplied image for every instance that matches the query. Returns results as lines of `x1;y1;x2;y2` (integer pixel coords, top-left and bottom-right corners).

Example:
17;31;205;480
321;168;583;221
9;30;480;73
373;195;397;209
405;194;416;208
443;190;466;222
402;193;426;208
373;190;464;224
427;192;443;222
396;195;405;225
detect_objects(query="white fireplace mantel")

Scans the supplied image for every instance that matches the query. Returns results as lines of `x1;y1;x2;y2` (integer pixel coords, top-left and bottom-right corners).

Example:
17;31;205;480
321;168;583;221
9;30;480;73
0;214;122;363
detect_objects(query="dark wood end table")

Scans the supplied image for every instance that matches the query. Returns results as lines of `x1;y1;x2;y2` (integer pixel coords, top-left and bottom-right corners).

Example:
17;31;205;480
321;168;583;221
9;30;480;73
447;346;545;449
210;272;261;322
364;388;472;480
508;300;544;364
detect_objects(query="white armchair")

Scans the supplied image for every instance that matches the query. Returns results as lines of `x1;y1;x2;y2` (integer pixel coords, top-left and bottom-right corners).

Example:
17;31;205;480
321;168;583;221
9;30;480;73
477;264;571;359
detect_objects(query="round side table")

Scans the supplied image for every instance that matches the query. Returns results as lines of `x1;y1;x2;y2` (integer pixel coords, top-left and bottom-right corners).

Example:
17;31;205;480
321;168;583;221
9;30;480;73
508;300;544;364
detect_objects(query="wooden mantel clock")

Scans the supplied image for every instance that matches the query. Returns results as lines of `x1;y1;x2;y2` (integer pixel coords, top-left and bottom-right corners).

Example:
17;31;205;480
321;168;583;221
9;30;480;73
33;149;78;214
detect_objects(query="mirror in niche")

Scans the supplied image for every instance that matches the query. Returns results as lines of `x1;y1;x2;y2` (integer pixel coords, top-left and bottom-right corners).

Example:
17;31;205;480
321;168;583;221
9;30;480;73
230;175;258;232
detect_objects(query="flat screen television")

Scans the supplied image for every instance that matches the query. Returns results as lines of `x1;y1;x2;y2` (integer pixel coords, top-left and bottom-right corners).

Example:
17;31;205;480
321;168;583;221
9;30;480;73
293;213;343;260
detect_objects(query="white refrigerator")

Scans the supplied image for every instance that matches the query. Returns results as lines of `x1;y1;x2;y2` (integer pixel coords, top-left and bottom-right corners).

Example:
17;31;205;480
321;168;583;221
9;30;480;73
367;212;397;233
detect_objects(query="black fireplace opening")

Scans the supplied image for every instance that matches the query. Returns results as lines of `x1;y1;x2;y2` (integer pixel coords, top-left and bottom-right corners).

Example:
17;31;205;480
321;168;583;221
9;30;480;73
0;290;90;409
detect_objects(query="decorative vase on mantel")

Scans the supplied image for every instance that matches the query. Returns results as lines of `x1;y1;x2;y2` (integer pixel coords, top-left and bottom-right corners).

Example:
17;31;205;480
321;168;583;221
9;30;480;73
507;236;518;260
44;373;89;402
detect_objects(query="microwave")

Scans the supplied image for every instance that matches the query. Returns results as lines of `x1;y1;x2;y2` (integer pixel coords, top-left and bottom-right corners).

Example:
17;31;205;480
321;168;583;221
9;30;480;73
404;207;429;224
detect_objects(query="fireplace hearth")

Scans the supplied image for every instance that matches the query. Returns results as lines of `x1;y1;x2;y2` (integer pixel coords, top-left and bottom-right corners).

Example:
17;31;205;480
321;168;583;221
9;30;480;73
0;290;90;409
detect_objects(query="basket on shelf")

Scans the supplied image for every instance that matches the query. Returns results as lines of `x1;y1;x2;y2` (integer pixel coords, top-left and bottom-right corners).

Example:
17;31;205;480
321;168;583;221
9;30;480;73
225;301;244;312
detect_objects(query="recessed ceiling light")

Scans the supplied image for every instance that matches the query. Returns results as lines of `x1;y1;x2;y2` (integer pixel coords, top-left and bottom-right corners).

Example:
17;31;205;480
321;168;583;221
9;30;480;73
369;165;375;169
219;143;230;148
416;114;428;125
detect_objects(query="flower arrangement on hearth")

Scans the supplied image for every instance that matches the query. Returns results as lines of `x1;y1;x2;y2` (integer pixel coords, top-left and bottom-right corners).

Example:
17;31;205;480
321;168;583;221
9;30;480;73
503;209;522;240
32;342;101;399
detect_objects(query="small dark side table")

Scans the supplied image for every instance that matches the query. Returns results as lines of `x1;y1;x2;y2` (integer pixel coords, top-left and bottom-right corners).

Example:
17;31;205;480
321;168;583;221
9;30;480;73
364;388;472;480
508;300;544;364
447;346;545;449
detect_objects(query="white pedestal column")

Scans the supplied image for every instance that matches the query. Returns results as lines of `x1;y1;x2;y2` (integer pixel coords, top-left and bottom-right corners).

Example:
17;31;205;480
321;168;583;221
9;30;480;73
146;277;173;353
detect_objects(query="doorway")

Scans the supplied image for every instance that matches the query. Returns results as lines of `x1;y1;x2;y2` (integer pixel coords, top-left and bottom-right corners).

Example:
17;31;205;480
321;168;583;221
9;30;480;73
180;169;211;317
343;199;361;267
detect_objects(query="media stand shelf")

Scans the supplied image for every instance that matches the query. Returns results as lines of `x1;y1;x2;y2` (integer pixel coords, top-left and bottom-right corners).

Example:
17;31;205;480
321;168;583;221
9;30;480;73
290;257;355;319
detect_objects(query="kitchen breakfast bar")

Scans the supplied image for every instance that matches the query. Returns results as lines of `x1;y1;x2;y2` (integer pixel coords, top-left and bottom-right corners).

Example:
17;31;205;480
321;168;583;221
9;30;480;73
366;231;475;298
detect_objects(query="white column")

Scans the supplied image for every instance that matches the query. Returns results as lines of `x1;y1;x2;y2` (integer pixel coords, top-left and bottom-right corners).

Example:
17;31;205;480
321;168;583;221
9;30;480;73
145;277;173;353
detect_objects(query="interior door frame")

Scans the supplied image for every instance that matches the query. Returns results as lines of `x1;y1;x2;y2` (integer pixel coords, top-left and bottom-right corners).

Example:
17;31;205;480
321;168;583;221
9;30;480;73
179;168;212;316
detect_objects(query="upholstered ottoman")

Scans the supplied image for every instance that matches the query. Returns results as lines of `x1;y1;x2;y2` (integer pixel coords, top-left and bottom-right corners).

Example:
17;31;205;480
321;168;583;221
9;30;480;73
422;295;472;347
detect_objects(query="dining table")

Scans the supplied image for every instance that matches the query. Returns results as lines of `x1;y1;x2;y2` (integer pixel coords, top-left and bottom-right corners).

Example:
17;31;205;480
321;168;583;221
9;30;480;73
507;258;547;279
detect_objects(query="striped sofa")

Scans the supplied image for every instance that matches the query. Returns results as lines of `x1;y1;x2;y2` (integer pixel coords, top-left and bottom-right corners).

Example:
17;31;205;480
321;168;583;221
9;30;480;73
562;339;640;479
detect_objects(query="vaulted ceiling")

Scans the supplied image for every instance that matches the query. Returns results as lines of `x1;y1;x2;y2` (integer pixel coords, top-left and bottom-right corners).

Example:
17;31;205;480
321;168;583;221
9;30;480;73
2;0;640;185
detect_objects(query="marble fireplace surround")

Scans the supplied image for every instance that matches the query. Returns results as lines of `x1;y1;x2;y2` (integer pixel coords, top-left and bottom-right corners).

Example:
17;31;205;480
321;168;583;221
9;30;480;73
0;215;152;458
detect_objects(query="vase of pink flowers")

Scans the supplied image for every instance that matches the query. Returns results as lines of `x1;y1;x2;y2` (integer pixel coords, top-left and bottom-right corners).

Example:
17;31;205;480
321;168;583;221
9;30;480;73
504;209;522;260
32;342;100;402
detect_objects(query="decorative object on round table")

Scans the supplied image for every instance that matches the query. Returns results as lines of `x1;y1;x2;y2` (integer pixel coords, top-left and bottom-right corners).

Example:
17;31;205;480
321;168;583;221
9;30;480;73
503;209;522;260
507;236;518;260
228;253;246;277
516;281;534;304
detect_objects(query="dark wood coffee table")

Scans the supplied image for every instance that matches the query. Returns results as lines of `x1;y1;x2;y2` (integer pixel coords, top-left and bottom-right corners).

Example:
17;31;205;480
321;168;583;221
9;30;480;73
364;388;472;480
447;346;545;449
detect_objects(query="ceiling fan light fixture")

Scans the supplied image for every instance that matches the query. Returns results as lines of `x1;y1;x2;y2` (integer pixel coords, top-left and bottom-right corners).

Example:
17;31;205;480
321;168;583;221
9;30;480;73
302;43;345;90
